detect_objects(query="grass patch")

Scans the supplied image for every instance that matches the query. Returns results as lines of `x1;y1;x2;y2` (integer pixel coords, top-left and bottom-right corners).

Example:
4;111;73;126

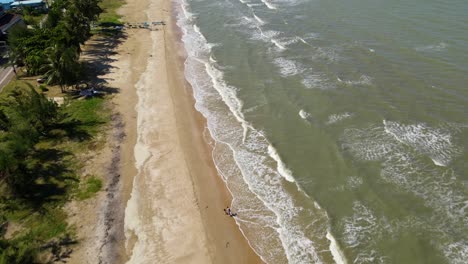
1;78;35;96
0;202;70;262
76;176;102;200
0;76;63;98
62;97;110;137
99;0;125;25
21;209;68;242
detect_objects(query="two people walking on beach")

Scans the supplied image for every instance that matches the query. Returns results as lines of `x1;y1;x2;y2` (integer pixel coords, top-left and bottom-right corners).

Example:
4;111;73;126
224;207;237;217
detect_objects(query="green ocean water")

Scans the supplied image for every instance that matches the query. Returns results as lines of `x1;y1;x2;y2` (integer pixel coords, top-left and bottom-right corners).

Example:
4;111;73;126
177;0;468;263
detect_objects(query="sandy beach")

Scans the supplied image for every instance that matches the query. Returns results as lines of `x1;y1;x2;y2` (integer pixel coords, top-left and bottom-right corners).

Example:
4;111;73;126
67;0;263;263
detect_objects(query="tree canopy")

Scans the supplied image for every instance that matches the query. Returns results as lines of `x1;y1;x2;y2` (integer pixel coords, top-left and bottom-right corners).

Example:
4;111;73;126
7;0;103;89
0;87;59;193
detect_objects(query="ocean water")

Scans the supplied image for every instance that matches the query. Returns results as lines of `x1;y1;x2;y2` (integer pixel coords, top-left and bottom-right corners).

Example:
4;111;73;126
175;0;468;263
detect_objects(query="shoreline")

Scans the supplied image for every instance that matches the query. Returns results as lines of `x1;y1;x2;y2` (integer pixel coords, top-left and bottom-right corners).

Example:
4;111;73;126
166;2;265;262
67;0;264;262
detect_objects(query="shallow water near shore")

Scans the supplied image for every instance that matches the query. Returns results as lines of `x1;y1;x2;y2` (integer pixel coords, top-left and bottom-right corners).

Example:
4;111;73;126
176;0;467;263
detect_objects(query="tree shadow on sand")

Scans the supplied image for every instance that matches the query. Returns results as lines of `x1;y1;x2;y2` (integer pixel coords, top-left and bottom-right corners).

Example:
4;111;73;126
80;27;128;94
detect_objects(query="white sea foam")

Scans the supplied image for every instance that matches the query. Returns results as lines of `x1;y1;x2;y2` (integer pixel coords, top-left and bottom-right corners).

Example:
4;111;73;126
260;0;277;9
261;30;280;39
341;202;393;263
272;37;301;50
302;73;330;90
383;120;460;166
273;57;304;76
326;112;353;125
314;46;342;62
271;39;286;50
337;75;373;86
353;250;388;264
303;32;321;40
193;24;201;34
273;0;306;5
443;240;468;264
250;29;280;41
341;122;467;263
282;37;300;46
299;109;311;120
243;15;252;21
342;126;397;161
209;55;217;63
253;14;265;25
180;1;194;21
267;145;295;182
298;37;308;44
342;202;379;248
326;231;348;264
415;42;448;52
346;176;363;189
247;3;263;7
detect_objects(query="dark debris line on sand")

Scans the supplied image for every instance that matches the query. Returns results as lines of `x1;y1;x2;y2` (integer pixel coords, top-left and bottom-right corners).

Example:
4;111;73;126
97;113;127;264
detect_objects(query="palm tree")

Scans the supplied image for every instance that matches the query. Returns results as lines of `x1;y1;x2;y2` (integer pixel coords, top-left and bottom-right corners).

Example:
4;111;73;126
6;27;30;68
63;6;91;47
72;0;102;22
41;44;79;93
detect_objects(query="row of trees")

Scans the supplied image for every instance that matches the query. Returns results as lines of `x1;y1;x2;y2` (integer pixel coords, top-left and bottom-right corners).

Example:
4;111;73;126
1;1;105;262
0;88;58;263
8;0;103;92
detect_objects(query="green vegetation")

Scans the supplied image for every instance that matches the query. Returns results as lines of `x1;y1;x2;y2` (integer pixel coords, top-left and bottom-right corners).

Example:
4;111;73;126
99;0;125;25
76;176;102;200
8;0;102;84
11;6;48;28
1;79;36;95
0;0;124;262
0;86;109;262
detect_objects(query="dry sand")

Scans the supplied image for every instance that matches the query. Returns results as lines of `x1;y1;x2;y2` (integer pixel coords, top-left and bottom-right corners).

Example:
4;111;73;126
68;0;264;263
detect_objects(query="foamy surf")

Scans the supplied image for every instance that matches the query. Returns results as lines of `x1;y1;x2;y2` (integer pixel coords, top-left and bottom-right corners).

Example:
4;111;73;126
273;57;304;76
299;109;311;120
271;39;286;50
326;231;348;264
260;0;277;10
173;0;468;262
383;120;460;166
326;113;353;125
176;0;346;262
337;75;372;86
342;122;467;263
267;145;295;182
415;42;448;52
253;14;266;25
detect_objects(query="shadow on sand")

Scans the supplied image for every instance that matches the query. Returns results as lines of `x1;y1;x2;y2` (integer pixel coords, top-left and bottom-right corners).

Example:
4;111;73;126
80;28;128;94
